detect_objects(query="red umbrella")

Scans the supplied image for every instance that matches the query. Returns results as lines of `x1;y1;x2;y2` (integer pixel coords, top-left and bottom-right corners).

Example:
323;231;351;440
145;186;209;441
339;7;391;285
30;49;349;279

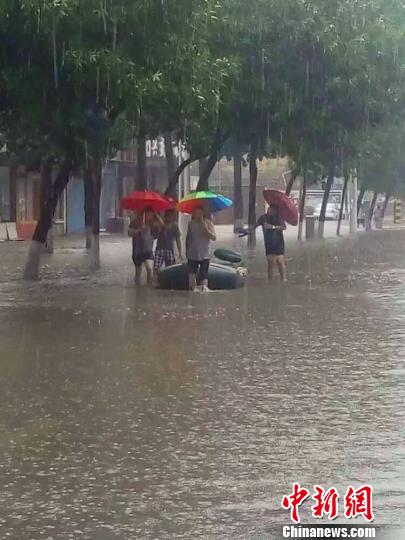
263;189;298;226
165;195;178;207
121;191;175;213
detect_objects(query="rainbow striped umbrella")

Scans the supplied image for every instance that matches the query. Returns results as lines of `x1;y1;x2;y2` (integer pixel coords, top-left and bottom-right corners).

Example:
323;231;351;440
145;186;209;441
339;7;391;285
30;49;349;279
177;191;232;215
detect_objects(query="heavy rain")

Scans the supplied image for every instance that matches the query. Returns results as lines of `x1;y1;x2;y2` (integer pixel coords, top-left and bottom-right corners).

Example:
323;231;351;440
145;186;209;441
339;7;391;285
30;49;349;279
1;1;405;539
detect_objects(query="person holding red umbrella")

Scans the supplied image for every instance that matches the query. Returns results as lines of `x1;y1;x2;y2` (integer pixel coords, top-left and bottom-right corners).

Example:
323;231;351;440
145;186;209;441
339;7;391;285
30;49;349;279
128;208;163;286
242;189;297;282
153;209;183;278
122;191;174;286
253;204;287;282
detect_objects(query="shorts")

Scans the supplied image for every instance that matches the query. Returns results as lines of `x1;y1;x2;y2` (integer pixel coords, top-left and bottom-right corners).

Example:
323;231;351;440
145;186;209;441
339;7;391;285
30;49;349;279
154;249;176;271
132;251;154;267
188;259;210;282
265;241;285;257
266;251;285;259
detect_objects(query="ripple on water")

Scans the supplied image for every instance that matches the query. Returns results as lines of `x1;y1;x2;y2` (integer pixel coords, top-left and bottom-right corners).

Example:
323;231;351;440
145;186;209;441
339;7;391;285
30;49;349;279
0;253;404;538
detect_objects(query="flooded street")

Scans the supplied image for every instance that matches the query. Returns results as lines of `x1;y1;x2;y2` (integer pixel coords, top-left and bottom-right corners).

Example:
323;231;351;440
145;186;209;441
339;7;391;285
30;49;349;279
0;229;405;539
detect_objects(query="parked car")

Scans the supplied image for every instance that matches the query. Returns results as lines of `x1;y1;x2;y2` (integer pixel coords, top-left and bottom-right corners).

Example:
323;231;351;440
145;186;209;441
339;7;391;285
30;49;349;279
313;202;340;220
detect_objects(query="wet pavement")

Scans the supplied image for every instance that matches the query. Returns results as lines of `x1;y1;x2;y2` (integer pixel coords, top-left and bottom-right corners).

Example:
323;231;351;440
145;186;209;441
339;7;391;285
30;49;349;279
0;227;405;539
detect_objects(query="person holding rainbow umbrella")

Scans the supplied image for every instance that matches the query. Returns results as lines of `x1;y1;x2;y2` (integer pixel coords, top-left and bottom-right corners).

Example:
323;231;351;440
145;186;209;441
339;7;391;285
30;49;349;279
177;191;232;291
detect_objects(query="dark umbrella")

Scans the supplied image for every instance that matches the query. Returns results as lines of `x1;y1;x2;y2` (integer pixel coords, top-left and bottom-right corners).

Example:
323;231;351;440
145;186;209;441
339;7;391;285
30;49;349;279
263;189;299;226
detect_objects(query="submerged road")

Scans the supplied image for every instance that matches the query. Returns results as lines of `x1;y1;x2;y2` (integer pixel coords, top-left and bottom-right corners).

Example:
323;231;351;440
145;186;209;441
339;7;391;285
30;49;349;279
0;227;404;539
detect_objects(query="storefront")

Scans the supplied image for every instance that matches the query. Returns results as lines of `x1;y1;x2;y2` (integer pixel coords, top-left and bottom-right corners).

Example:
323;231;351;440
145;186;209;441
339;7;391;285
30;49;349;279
13;166;66;240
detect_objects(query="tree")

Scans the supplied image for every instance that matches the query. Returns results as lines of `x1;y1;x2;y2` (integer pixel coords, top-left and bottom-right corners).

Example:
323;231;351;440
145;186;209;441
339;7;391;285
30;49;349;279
357;121;405;228
127;0;237;196
264;0;405;237
232;144;245;233
0;0;85;277
337;171;349;237
1;0;232;277
2;0;405;282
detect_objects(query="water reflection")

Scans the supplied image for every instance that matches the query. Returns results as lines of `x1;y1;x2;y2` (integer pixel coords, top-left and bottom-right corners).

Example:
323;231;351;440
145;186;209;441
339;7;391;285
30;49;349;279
0;232;404;538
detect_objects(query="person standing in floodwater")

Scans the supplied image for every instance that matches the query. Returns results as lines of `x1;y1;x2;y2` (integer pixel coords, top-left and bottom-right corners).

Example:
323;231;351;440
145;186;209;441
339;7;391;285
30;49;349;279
128;208;162;286
374;203;384;229
153;209;183;278
186;207;216;292
254;204;287;282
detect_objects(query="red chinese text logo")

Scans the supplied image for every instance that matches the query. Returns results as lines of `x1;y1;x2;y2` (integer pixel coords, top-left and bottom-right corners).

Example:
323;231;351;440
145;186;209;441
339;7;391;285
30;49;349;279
344;485;374;522
281;483;310;524
312;486;340;520
281;484;374;524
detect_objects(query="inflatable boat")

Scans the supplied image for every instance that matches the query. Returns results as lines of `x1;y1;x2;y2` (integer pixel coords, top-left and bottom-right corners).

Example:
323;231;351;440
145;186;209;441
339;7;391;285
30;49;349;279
158;249;247;291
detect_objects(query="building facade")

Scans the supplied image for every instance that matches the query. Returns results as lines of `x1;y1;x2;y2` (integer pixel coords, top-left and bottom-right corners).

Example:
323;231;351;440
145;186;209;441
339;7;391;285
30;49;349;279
0;147;168;240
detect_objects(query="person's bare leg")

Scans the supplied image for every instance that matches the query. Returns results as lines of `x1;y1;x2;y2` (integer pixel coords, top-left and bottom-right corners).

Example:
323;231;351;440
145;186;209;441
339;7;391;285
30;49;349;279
277;255;287;282
189;273;197;291
145;260;154;287
153;253;163;282
200;278;209;292
267;256;275;281
135;265;143;286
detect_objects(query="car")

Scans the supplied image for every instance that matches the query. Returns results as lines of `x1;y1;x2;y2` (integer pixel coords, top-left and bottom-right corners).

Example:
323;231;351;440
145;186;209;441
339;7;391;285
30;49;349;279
313;202;340;220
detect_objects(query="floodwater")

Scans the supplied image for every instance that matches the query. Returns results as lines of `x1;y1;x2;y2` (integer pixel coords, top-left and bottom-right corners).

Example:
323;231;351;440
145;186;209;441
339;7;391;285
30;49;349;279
0;229;405;539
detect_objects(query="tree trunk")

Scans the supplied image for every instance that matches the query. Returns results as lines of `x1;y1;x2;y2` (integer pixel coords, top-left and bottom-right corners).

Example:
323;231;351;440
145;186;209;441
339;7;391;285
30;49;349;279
165;130;227;196
382;190;392;226
136;136;147;190
357;184;366;216
297;174;307;241
164;132;176;185
366;191;378;231
318;163;335;238
9;166;17;223
165;157;194;198
24;160;71;280
41;159;54;254
199;157;207;180
46;228;54;254
90;158;102;271
285;167;300;196
337;173;349;236
233;148;244;233
84;167;93;249
248;138;259;247
196;129;227;191
196;152;217;192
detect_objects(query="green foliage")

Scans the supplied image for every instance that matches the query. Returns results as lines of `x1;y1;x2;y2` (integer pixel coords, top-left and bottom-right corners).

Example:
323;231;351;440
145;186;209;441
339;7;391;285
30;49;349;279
0;0;234;167
218;0;405;186
358;122;405;195
0;0;405;193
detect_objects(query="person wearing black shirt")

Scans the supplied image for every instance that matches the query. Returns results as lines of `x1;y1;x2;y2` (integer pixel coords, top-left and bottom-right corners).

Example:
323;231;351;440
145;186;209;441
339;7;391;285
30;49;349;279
254;204;287;282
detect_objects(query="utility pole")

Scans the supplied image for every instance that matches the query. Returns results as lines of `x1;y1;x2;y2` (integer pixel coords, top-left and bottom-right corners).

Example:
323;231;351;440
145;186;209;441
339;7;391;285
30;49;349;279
349;169;358;235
